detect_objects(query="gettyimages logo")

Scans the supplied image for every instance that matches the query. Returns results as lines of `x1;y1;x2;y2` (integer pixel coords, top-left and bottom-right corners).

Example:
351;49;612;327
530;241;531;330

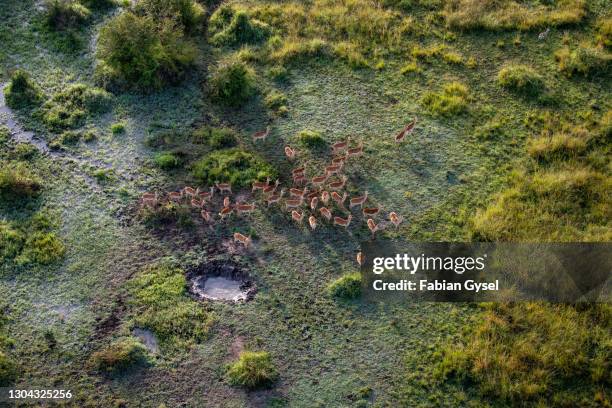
371;253;487;275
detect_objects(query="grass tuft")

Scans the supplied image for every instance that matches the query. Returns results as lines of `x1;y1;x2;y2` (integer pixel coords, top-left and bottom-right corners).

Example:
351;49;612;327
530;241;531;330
192;148;277;188
90;338;148;373
3;70;43;110
227;351;277;389
327;272;362;299
497;64;545;97
422;81;469;117
208;57;257;106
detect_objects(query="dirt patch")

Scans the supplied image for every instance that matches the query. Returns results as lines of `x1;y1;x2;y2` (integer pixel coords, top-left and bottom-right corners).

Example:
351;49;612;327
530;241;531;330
187;260;256;302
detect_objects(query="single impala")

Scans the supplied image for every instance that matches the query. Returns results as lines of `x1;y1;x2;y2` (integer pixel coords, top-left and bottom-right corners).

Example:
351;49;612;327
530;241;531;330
223;196;231;208
168;191;183;203
235;202;256;215
252;177;271;192
362;206;380;217
200;209;212;223
319;207;332;221
291;210;304;223
395;118;416;143
285;197;303;210
349;191;368;209
292;167;305;176
191;198;202;209
293;174;306;186
356;251;364;266
321;191;330;205
310;196;318;210
389;212;403;228
233;232;251;247
328;175;347;191
289;187;308;199
331;138;350;153
183;186;198;199
308;216;317;230
367;218;379;235
331;156;346;166
198;186;215;201
215;182;232;194
141;192;158;208
253;126;270;142
262;180;280;196
333;214;352;228
307;190;320;201
325;164;343;177
219;206;232;220
311;174;329;188
284;146;296;160
266;188;286;206
346;142;364;157
331;191;348;206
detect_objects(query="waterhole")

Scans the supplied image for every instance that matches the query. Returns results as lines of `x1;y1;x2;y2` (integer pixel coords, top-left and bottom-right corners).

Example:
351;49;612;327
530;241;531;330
187;260;256;302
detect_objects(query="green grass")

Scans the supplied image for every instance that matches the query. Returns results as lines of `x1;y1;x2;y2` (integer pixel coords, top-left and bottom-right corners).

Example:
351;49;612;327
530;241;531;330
192;148;277;188
327;272;362;300
226;351;277;389
208;57;257;106
90;338;148;373
297;129;325;148
422;81;470;117
41;83;112;131
497;64;545;97
153;152;181;169
0;161;42;200
3;69;43;109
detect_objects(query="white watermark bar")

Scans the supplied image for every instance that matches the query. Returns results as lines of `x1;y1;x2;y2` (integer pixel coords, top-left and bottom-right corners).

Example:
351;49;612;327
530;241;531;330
361;242;611;302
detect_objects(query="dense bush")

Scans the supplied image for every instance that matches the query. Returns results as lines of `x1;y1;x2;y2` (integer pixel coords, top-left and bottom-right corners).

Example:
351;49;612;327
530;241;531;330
421;82;469;117
96;12;197;89
0;222;25;262
298;129;325;148
208;58;257;106
44;0;91;30
0;162;42;200
227;351;277;389
17;232;65;265
209;7;271;46
597;17;612;49
3;70;43;109
41;84;112;130
0;351;17;386
192;148;276;188
264;90;288;115
139;202;193;229
91;338;148;373
555;45;612;78
153;152;182;169
327;273;362;299
497;64;545;97
135;0;205;33
192;127;239;149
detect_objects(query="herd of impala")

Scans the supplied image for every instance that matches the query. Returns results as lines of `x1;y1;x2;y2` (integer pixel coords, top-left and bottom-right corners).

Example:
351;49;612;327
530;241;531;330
140;119;416;257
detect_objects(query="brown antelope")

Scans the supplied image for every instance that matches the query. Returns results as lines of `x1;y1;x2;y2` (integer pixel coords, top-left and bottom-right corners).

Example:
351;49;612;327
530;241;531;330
215;182;232;195
191;198;203;209
266;188;286;206
285;197;303;210
200;209;212;223
291;210;304;223
183;186;198;199
284;146;296;160
198;186;215;201
389;212;403;229
333;214;352;228
262;180;280;196
310;196;318;210
325;163;343;177
219;206;232;220
346;142;364;158
252;177;270;193
319;207;332;221
223;196;231;208
308;216;317;230
328;175;347;191
289;187;308;199
321;191;330;205
253;126;270;142
331;138;350;154
349;191;368;209
331;191;348;207
332;156;347;166
362;206;380;217
395;118;416;143
311;174;329;188
235;202;256;216
307;190;320;200
367;218;379;235
141;192;158;208
233;232;251;247
356;251;364;266
168;191;183;203
292;167;305;177
293;174;306;186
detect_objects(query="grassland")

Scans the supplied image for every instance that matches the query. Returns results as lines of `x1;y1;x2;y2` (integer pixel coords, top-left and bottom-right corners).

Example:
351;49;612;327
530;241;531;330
0;0;610;406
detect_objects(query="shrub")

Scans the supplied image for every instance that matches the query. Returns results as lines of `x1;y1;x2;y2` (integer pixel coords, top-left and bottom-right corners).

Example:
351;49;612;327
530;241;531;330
0;162;42;200
443;51;463;64
91;338;148;373
208;58;257;106
596;17;612;49
333;42;369;68
497;64;545;96
96;12;197;89
0;351;17;386
421;81;469;117
139;202;193;229
110;122;125;134
400;61;421;75
41;84;112;130
44;0;91;30
527;132;587;162
192;148;277;188
227;351;277;389
327;272;362;299
210;9;271;46
17;232;65;265
135;0;205;33
192;127;239;149
3;70;43;109
13;143;38;160
298;129;325;148
266;65;288;81
555;45;612;78
264;90;288;115
153;152;181;169
0;222;25;262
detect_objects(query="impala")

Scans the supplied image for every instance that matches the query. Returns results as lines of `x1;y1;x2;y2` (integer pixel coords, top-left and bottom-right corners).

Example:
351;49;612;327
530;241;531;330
293;174;306;186
262;180;280;196
389;212;403;228
307;190;320;201
215;182;232;195
284;146;296;160
321;191;330;205
266;188;286;206
311;174;328;188
356;251;364;266
367;218;379;235
183;186;197;199
200;209;212;223
191;198;202;209
233;232;251;247
168;191;183;203
333;214;352;228
308;216;317;230
291;210;304;223
346;142;364;158
141;192;158;208
253;126;270;142
252;177;271;192
235;202;256;215
349;191;368;209
362;206;380;217
319;207;332;221
198;187;215;201
328;175;347;191
310;196;318;210
331;156;346;166
223;196;231;208
289;187;308;199
292;167;305;177
285;197;303;210
395;118;416;143
219;206;232;220
325;164;343;176
331;138;349;153
331;191;347;206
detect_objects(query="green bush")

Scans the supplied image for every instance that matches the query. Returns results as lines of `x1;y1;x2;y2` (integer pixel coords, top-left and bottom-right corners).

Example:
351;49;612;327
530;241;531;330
3;70;43;110
597;17;612;49
0;162;42;200
264;90;288;114
44;0;91;30
421;81;469;117
209;58;257;106
298;129;325;148
139;202;193;229
135;0;205;33
17;232;65;265
153;152;181;169
96;11;197;89
555;45;612;78
41;84;112;130
91;338;148;373
193;127;239;149
327;273;362;299
497;64;545;97
0;352;17;386
80;0;115;9
227;351;277;389
0;222;25;262
192;148;276;188
110;122;125;134
13;143;39;160
210;8;271;46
